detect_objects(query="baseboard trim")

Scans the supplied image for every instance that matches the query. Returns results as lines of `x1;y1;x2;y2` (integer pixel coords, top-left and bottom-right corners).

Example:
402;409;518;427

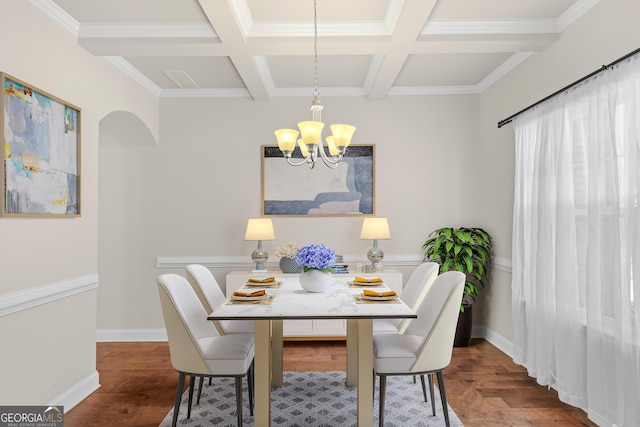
97;328;167;342
52;370;100;412
0;274;99;318
472;325;513;358
98;326;515;360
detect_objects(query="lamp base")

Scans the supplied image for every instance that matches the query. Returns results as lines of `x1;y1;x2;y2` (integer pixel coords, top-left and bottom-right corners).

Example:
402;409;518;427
365;263;383;273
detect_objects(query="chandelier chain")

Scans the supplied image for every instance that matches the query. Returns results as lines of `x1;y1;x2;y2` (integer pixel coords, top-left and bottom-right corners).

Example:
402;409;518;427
273;0;355;169
313;0;319;99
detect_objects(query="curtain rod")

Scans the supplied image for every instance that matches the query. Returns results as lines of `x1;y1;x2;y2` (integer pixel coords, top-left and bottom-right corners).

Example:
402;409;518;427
497;46;640;128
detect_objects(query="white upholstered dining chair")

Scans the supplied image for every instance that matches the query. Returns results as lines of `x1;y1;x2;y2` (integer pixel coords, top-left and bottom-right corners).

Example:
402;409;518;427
373;270;465;427
372;261;440;403
185;264;254;335
157;273;255;427
372;261;439;334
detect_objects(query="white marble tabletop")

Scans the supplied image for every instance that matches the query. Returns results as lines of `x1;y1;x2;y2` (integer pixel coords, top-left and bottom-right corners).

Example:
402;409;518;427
207;275;416;321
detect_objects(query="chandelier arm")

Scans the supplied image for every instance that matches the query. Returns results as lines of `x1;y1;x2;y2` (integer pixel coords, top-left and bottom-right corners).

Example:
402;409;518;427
317;145;343;166
286;157;311;167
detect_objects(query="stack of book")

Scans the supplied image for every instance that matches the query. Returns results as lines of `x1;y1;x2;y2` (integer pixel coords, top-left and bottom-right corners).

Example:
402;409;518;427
333;263;349;274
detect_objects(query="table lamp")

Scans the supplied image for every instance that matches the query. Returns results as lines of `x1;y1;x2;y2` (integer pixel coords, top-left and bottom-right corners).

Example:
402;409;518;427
244;218;275;273
360;217;391;271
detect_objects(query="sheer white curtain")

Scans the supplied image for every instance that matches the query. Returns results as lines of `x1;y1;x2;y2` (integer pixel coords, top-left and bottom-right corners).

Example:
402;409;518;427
512;52;640;427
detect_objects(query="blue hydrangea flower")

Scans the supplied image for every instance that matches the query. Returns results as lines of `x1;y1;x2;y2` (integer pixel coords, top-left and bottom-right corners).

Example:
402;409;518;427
294;244;336;273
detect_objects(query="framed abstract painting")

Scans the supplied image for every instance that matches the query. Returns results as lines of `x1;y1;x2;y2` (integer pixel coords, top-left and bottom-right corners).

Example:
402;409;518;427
1;73;81;217
262;144;375;216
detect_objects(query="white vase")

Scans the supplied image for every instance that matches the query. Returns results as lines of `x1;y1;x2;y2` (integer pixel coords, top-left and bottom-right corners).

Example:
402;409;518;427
299;270;332;293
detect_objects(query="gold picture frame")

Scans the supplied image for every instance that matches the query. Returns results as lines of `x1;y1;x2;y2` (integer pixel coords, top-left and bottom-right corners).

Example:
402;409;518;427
261;144;375;216
1;73;81;217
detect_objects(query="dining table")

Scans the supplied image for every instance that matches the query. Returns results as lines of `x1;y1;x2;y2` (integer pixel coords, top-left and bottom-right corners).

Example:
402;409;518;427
207;273;416;427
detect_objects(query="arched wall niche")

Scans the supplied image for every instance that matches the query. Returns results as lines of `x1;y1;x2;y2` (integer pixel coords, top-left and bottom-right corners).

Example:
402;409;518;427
99;110;158;147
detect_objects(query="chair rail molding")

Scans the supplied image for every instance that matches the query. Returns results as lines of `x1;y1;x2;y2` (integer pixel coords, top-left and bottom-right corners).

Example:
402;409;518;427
157;255;513;272
0;274;99;317
492;256;512;273
156;254;426;269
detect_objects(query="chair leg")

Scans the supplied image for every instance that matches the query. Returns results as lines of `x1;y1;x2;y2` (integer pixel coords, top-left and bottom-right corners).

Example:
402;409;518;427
247;362;254;416
428;373;436;416
187;375;196;419
436;371;450;427
420;374;428;402
235;377;244;427
172;372;186;427
378;375;387;427
197;375;204;404
372;370;375;400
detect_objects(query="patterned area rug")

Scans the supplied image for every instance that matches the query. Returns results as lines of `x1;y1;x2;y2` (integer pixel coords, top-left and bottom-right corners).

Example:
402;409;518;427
159;371;463;427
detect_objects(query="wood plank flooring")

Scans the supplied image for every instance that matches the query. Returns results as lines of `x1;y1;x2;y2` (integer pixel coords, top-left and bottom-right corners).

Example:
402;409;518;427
64;339;596;426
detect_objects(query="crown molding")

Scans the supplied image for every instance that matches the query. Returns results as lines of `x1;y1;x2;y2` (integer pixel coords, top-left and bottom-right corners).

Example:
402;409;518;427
29;0;80;36
557;0;601;32
159;88;252;98
422;19;558;36
104;57;162;97
389;85;479;96
477;52;533;92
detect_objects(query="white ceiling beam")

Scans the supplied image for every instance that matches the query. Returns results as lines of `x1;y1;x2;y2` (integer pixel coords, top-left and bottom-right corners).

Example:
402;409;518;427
197;0;271;101
367;0;439;100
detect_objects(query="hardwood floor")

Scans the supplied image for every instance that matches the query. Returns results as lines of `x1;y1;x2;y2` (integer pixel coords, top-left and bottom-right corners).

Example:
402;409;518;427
65;339;596;426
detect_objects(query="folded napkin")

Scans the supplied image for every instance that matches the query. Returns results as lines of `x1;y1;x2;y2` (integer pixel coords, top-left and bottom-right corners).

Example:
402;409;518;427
247;277;275;283
355;276;383;283
363;289;397;297
233;290;267;297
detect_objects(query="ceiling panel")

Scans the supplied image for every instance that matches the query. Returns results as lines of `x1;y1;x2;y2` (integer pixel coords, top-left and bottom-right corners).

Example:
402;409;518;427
267;55;371;88
52;0;208;23
246;0;390;22
430;0;578;20
125;56;245;89
34;0;597;98
395;53;513;86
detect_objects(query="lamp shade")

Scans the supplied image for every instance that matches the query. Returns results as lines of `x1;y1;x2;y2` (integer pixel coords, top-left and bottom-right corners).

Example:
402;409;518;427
325;136;339;156
330;124;356;147
298;121;324;144
360;217;391;240
244;218;275;241
274;129;299;151
298;139;310;157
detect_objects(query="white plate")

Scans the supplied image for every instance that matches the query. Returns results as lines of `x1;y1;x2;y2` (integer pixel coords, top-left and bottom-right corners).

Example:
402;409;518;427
230;294;269;301
245;281;281;287
349;280;384;286
361;295;398;301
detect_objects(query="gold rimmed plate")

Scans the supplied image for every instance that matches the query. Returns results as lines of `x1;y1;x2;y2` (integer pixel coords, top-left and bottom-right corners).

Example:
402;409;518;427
230;294;270;301
245;281;281;287
360;295;398;301
348;280;384;286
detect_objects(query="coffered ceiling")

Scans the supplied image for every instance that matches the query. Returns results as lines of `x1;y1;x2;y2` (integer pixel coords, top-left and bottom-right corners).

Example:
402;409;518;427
31;0;599;100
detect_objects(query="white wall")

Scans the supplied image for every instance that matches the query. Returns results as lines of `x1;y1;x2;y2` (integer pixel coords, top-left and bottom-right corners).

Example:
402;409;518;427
97;94;482;333
0;0;158;408
476;0;640;348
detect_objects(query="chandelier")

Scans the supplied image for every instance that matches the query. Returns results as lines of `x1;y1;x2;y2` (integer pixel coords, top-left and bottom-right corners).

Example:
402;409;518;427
273;0;356;169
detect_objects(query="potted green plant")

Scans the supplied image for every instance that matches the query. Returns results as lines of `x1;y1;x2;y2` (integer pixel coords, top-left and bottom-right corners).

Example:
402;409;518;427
422;227;493;346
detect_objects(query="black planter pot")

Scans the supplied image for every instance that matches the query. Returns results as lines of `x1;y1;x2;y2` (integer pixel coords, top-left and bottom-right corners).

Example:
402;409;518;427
453;305;473;347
